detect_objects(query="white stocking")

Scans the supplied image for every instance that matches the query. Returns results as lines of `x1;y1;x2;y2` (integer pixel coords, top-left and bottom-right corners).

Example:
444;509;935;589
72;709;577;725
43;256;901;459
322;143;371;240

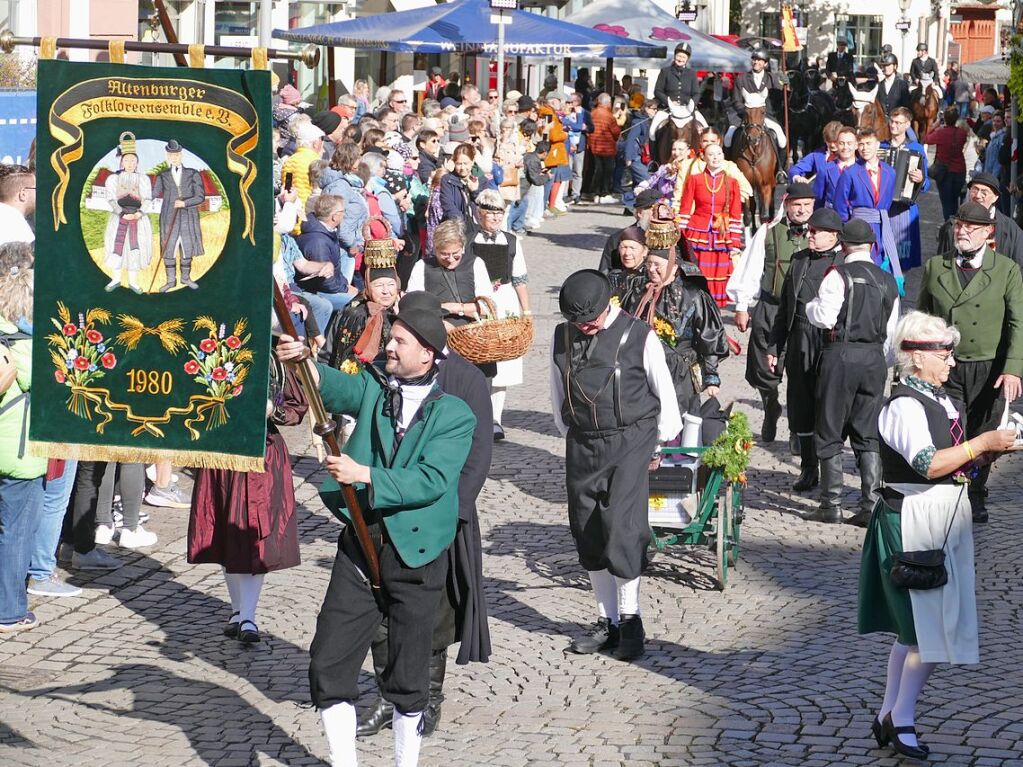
891;646;937;748
321;702;358;767
127;268;140;290
106;268;121;287
237;572;265;626
614;575;641;616
587;569;619;624
222;569;241;619
490;386;507;426
878;640;909;720
392;710;423;767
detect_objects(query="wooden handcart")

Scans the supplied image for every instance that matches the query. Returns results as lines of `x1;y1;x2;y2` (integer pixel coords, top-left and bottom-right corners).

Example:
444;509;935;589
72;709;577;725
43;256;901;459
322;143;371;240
648;446;745;590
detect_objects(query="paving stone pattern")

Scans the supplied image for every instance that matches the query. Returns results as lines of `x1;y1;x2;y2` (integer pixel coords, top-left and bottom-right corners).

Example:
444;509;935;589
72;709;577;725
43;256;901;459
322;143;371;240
2;189;1022;767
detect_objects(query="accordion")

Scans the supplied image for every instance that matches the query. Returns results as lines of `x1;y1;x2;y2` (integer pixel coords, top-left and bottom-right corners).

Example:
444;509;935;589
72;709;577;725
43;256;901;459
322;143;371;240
888;146;924;204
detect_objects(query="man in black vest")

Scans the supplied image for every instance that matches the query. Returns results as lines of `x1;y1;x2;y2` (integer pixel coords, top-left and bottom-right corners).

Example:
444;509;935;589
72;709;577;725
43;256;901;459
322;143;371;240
767;208;845;493
876;54;911;118
551;270;682;662
727;182;815;442
805;219;900;525
355;290;493;740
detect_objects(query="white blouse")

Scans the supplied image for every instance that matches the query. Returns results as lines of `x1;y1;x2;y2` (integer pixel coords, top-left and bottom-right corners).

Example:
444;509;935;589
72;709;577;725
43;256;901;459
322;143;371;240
878;387;959;466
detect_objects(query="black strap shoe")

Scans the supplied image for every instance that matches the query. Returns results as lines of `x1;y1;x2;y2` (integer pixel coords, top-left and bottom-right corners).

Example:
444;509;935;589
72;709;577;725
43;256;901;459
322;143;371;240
223;611;240;639
237;620;260;645
356;697;395;738
612;614;645;661
567;618;619;654
881;713;929;760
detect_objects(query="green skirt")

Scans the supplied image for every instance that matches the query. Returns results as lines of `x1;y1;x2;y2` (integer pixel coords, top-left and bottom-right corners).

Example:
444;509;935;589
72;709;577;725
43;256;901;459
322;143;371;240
857;498;917;646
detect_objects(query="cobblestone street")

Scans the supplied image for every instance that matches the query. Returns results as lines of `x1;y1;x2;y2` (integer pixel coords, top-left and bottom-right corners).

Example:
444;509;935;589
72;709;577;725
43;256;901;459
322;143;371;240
2;191;1022;767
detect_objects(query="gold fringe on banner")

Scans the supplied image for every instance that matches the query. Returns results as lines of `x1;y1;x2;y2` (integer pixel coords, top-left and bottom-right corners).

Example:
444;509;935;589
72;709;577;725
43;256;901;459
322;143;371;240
107;39;126;64
39;37;57;60
29;441;265;473
188;43;205;68
251;47;269;70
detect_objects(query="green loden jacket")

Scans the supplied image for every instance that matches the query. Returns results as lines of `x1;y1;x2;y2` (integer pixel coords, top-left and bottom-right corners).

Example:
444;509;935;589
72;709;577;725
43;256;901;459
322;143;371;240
916;247;1023;378
316;362;476;568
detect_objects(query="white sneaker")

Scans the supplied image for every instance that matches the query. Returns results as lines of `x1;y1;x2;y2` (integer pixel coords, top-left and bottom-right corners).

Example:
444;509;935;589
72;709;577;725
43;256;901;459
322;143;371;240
94;524;116;545
119;526;158;549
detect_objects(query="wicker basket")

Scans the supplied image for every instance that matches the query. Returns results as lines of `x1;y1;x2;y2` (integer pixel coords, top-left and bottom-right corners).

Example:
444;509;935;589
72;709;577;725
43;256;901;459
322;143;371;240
446;296;534;364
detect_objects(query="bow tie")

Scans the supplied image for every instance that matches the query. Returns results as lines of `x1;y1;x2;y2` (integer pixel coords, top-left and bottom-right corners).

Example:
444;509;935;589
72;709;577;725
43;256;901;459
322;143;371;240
480;232;499;243
787;224;808;240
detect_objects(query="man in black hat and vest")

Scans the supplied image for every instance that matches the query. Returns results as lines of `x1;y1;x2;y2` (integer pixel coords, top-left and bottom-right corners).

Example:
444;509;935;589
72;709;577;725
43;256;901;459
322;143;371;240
917;201;1023;522
805;218;900;525
354;291;493;741
551;269;682;661
152;139;206;292
728;182;815;443
766;208;846;493
277;299;477;767
936;172;1023;268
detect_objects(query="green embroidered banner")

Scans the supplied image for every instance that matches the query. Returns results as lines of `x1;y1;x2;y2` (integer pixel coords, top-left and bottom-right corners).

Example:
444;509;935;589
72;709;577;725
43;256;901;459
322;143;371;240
30;59;273;472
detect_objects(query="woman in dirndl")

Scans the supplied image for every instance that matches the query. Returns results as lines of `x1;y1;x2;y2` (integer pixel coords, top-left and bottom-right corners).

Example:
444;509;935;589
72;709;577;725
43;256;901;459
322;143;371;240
187;352;307;645
674;143;743;308
858;311;1016;760
468;189;530;441
102;132;153;294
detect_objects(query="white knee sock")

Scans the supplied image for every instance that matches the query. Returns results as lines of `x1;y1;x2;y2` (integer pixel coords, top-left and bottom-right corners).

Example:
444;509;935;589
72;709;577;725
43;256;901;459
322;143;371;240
321;702;358;767
879;640;909;719
890;647;937;748
237;573;265;626
587;569;619;624
392;710;423;767
490;387;507;426
127;268;140;289
222;569;241;617
614;575;641;616
106;268;121;286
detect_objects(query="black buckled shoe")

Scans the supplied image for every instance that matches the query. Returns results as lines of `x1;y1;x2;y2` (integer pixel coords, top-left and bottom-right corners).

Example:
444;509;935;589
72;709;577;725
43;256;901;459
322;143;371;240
882;713;929;760
612;614;645;661
356;697;394;738
567;617;619;654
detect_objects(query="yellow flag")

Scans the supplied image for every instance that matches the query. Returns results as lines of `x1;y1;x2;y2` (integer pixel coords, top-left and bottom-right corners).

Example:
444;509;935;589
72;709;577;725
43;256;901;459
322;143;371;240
781;4;801;53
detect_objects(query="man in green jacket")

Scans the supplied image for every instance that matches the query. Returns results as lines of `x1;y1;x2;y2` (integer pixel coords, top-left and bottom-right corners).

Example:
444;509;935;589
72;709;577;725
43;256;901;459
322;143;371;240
277;297;475;767
916;201;1023;522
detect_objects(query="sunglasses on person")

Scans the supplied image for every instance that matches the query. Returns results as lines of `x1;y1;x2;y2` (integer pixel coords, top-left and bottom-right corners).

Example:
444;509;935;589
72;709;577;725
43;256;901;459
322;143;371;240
488;94;500;101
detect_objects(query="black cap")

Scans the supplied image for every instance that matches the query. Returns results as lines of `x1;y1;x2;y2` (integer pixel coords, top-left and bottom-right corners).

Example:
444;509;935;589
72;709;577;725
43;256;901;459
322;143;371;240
785;181;815;200
634;188;662;210
559;270;612;323
956;201;997;225
517;95;536;111
916;43;928;51
165;140;182;152
880;53;898;66
674;42;692;56
808;208;843;232
968;172;1000;194
840;218;876;245
836;38;847;46
619;225;646;245
393;308;448;358
312;110;342;135
398;291;443;315
751;49;769;62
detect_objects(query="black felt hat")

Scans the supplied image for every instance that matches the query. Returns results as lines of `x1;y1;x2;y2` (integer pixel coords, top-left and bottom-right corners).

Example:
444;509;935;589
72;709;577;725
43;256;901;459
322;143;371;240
840;218;876;245
393;308;448;359
967;172;1000;194
785;181;815;200
634;188;662;210
312;110;342;135
808;208;843;232
398;291;443;315
559;269;612;323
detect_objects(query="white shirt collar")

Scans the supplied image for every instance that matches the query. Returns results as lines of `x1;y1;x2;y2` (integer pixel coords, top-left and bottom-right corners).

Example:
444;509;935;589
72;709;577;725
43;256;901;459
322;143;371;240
956;248;986;269
603;304;621;329
843;248;874;264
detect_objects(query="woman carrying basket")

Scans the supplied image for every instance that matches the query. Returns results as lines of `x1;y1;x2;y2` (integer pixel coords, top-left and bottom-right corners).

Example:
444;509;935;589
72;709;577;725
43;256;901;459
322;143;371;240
468;190;531;441
858;311;1015;760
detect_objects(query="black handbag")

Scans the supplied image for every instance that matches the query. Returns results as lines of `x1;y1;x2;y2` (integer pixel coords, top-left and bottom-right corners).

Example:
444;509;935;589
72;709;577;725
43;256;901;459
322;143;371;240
927;159;947;184
885;485;963;591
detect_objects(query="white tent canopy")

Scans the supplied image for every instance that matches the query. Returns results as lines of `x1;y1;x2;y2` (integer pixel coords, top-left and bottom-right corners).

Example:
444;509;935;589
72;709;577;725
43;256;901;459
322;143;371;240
561;0;749;71
960;54;1008;86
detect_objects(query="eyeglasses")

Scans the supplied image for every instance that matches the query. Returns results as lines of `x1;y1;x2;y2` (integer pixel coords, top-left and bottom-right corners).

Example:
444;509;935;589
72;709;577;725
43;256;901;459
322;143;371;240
393;99;407;104
954;221;989;233
505;108;518;114
927;350;955;363
488;94;500;100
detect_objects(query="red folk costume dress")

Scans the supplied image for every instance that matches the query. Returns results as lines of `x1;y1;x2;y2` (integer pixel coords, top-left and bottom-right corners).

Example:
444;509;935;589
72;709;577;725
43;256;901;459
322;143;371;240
675;168;743;308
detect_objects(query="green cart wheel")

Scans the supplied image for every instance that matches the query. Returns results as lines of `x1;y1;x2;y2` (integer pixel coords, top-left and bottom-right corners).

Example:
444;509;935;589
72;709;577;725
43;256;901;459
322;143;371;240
715;488;731;590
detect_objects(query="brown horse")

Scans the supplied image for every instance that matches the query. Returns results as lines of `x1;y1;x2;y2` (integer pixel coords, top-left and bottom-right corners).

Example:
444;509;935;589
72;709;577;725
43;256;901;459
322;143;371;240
730;106;776;229
651;106;703;167
853;99;891;141
910;86;940;140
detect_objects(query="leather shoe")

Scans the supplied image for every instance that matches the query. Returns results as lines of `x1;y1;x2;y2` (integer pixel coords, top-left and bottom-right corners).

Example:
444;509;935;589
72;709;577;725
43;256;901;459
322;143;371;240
804;506;842;524
356;697;394;738
568;617;618;654
881;713;929;760
223;611;240;639
845;510;871;528
237;620;260;644
421;650;447;737
761;395;782;443
613;614;645;661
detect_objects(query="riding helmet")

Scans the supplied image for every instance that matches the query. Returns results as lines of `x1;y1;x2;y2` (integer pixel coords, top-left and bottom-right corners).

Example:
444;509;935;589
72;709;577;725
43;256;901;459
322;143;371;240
916;43;928;52
674;42;692;57
751;49;770;62
879;53;898;67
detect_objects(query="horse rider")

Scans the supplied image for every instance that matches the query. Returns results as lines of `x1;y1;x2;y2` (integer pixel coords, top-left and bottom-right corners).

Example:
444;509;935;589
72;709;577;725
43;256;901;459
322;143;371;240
825;38;854;84
876;53;911;119
725;49;790;183
909;42;943;101
651;42;706;149
727;182;815;443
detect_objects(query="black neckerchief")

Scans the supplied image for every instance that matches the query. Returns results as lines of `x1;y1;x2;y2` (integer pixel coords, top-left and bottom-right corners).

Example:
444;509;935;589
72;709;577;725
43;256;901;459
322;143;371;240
382;367;439;426
956;246;983;267
787;222;808;239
